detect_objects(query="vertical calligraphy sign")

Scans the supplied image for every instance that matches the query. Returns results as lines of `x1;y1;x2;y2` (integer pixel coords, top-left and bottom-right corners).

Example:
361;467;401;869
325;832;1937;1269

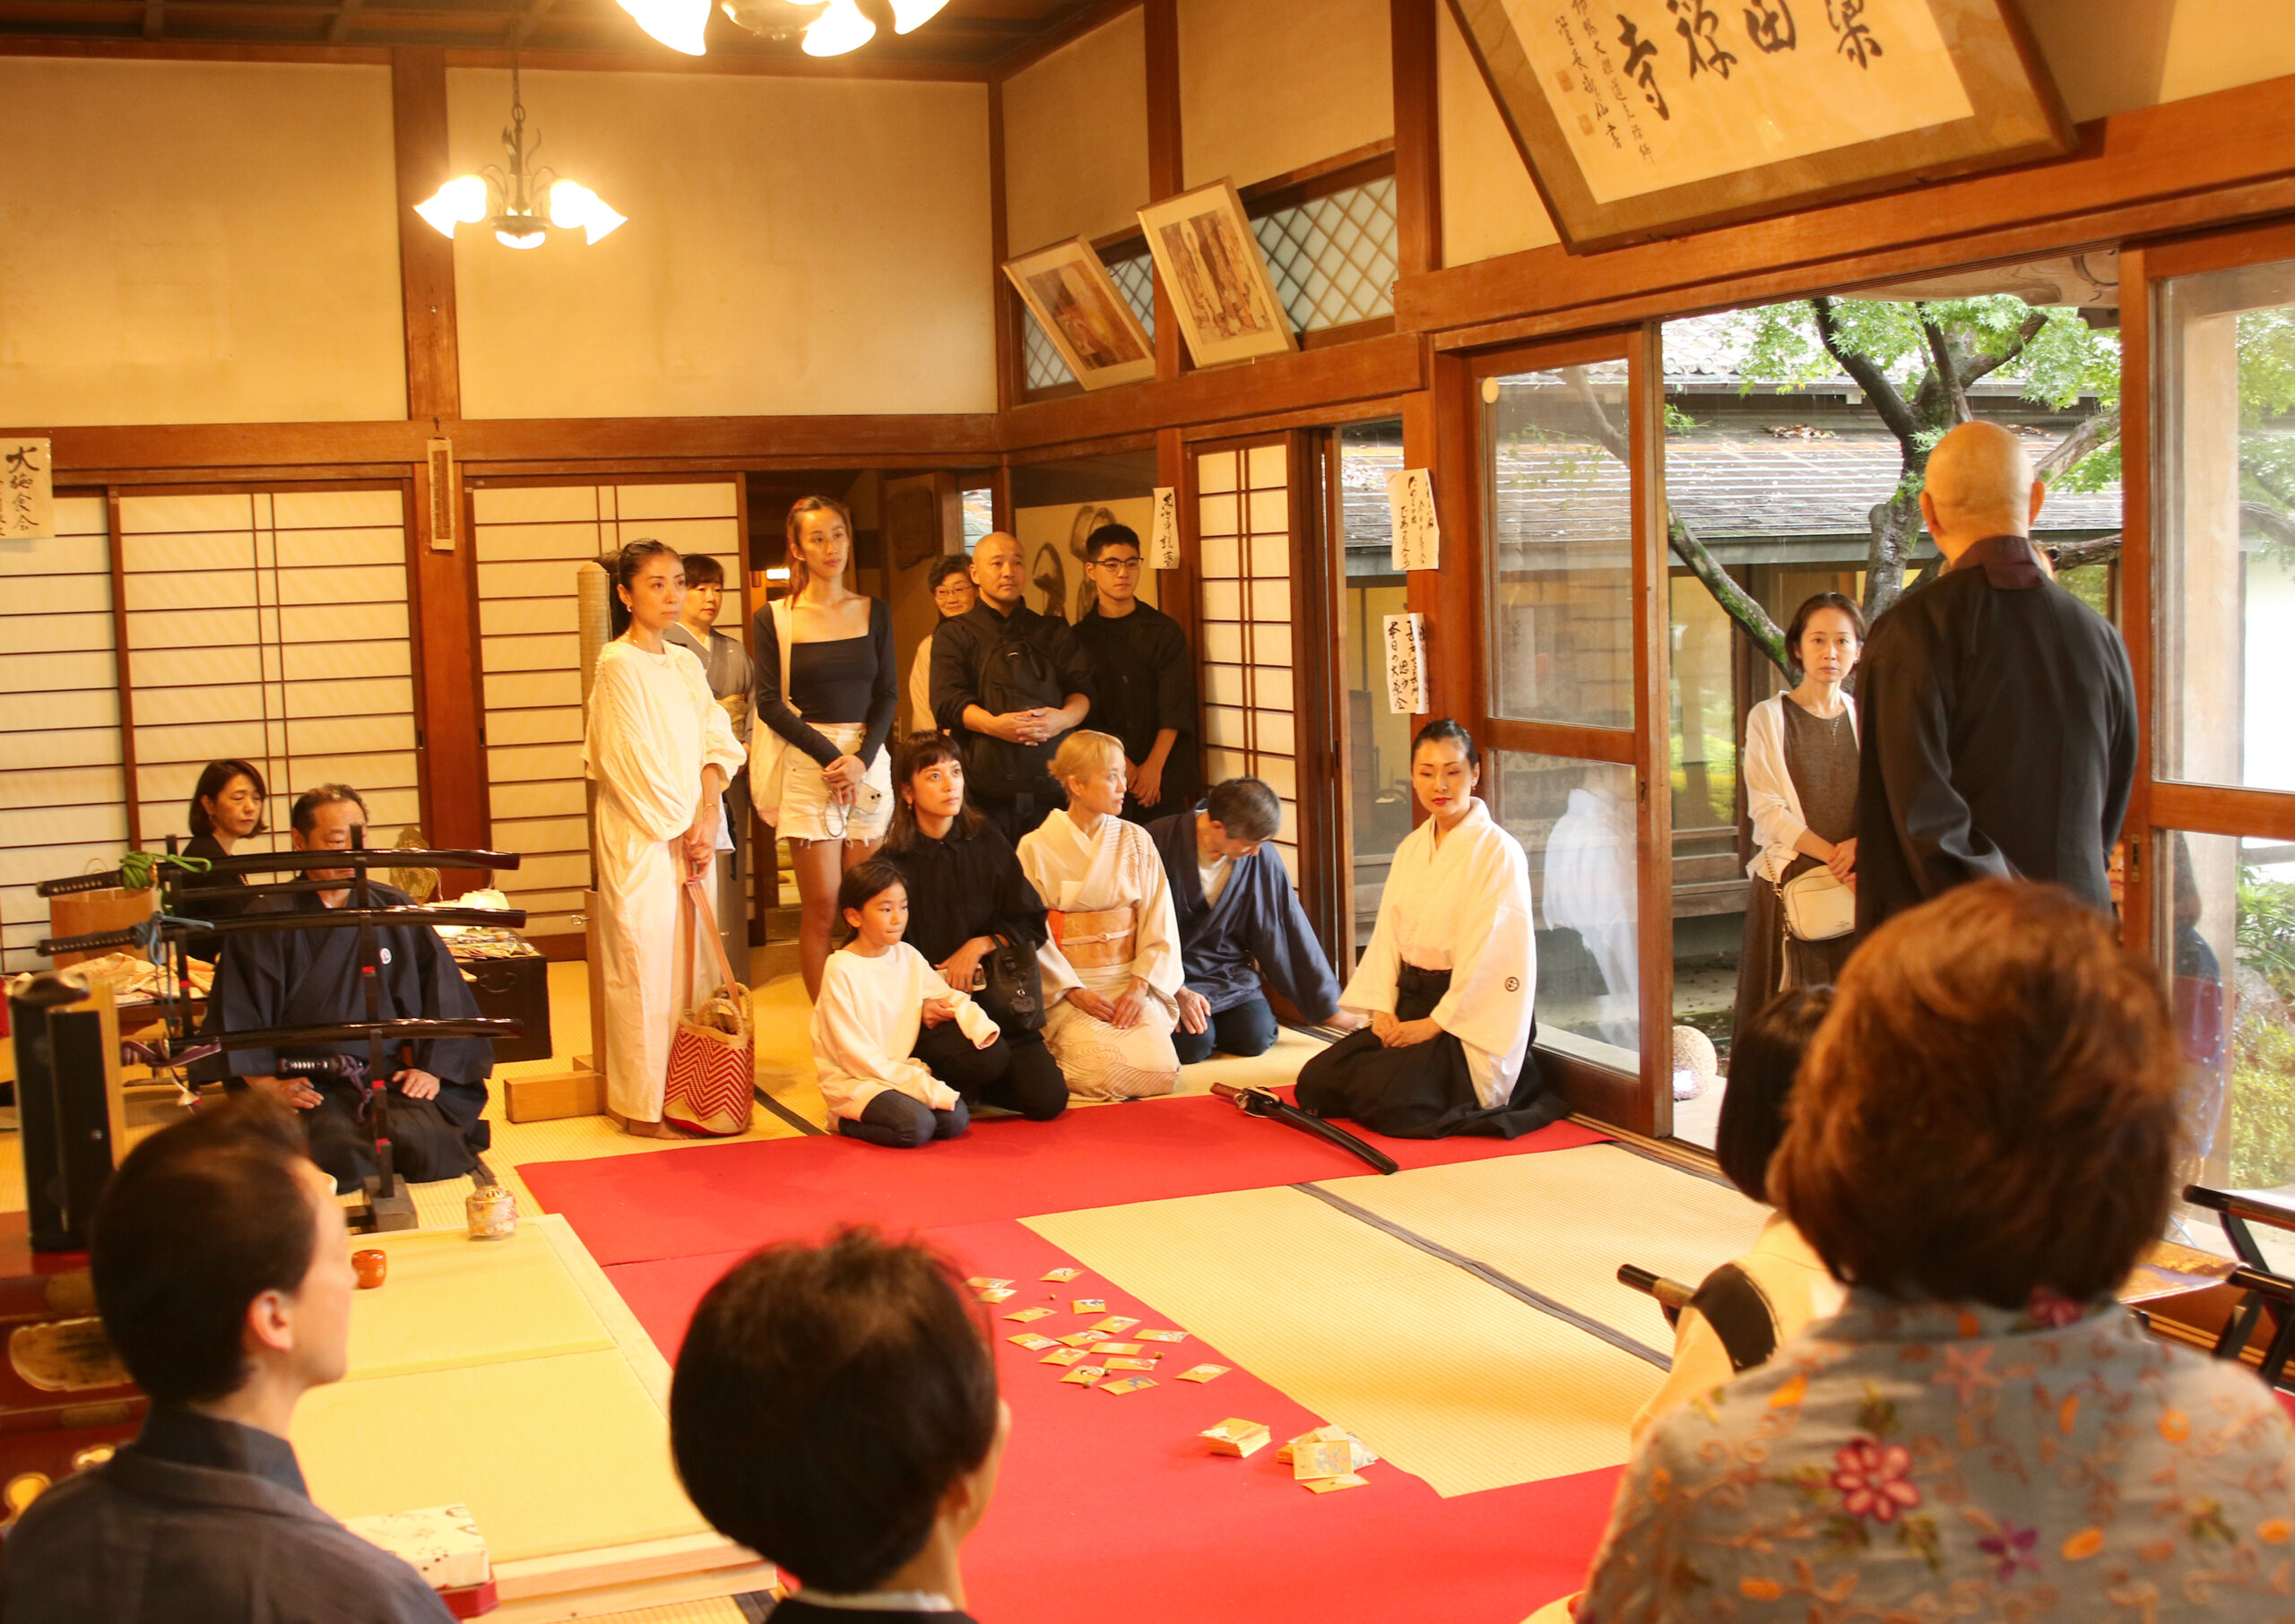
0;438;54;541
1383;612;1429;715
1148;486;1181;570
1384;468;1439;572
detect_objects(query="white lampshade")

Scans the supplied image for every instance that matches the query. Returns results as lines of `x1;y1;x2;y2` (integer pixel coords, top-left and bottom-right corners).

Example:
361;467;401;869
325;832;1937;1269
617;0;710;54
496;224;549;250
802;0;873;55
888;0;948;31
550;180;628;244
413;175;488;238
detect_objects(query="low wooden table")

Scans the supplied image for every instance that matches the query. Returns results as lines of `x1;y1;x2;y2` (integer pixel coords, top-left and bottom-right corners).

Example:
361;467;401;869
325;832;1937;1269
298;1214;772;1620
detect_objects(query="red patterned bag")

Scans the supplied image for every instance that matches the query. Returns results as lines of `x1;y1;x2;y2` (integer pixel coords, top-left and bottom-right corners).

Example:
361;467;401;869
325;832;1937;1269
663;878;754;1136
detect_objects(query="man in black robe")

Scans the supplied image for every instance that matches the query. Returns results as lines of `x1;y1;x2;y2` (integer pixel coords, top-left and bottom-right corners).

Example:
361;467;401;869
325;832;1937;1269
192;784;493;1190
1;1095;455;1623
1146;779;1355;1063
1070;523;1201;823
930;531;1094;844
1854;420;2136;935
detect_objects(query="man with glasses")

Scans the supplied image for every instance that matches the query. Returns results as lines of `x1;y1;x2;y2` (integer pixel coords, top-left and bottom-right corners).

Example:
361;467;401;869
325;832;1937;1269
1070;523;1200;824
910;553;978;736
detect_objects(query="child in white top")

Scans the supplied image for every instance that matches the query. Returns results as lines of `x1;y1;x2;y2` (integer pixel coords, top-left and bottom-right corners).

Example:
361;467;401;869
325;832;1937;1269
812;860;1001;1149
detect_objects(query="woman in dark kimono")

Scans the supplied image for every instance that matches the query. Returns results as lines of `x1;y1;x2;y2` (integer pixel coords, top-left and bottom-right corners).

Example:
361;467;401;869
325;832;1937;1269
179;758;268;962
1731;593;1864;1050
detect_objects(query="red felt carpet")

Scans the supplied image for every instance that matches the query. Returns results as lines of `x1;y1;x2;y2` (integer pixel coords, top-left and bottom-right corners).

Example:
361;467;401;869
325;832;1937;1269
611;1219;1616;1624
523;1094;1607;1267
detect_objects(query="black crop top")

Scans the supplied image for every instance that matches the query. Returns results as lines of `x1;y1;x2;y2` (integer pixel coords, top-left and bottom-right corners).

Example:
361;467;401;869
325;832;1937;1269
752;596;897;769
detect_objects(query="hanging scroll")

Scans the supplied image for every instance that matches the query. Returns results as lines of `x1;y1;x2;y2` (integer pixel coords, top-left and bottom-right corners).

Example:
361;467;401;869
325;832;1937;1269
1;438;54;541
1384;613;1430;715
1444;0;2071;252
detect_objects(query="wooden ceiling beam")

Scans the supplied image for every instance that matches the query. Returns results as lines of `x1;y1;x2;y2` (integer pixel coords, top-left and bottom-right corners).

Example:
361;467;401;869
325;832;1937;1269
139;0;159;37
325;0;363;43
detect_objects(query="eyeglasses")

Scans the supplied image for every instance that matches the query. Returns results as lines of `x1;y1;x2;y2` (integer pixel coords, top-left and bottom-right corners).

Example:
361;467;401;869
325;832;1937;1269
1089;557;1143;573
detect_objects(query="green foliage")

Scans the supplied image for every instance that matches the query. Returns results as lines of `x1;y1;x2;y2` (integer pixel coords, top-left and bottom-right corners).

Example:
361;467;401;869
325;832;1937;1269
2228;866;2295;1190
1732;297;2117;417
2241;867;2295;989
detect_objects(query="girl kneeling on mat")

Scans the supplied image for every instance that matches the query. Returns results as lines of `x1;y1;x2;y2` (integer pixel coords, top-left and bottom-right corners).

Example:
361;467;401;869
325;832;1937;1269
810;860;1003;1149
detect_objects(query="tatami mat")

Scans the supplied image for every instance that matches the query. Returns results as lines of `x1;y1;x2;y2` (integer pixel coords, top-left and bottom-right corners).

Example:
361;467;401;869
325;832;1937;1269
1321;1145;1772;1357
1027;1183;1669;1496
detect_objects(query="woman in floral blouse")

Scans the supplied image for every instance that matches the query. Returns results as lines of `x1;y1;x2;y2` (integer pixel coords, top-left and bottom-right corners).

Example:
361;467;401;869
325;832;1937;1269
1579;879;2295;1622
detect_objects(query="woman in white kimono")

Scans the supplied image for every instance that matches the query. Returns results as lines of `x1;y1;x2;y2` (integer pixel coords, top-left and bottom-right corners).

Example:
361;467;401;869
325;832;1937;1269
1296;720;1568;1139
1016;730;1183;1100
585;540;747;1136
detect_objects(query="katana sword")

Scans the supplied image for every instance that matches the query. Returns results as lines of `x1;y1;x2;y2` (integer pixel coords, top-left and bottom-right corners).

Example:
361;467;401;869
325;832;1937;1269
1209;1081;1399;1175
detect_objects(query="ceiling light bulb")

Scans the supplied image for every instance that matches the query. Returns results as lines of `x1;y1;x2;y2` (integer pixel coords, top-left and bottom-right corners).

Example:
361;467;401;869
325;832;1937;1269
617;0;710;54
496;224;549;250
802;0;873;55
718;0;827;39
550;180;628;244
888;0;948;30
413;175;488;238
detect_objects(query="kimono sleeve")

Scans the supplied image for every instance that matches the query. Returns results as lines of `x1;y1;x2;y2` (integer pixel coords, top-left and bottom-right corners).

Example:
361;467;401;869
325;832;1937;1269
688;651;746;783
1251;849;1344;1021
410;924;494;1084
1572;1427;1691;1624
1016;829;1084;997
1338;880;1402;1018
1858;609;2013;903
585;652;697;843
1427;834;1536;1063
193;929;290;1081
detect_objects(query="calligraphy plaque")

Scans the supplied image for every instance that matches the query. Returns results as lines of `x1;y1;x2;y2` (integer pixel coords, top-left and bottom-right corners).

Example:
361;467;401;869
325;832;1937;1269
1384;613;1430;716
1446;0;2071;252
1148;487;1181;571
1;438;54;540
1384;469;1440;572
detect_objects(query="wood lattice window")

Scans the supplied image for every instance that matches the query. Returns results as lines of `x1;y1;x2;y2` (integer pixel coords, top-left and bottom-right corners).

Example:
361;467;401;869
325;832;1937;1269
1194;441;1301;881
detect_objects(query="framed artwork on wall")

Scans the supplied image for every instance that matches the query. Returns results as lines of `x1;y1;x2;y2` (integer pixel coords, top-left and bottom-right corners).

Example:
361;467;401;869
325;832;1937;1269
1001;238;1157;390
1445;0;2073;253
1136;181;1298;368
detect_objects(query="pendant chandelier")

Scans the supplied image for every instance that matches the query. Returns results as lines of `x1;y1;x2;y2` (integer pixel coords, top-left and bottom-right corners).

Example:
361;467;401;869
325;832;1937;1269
617;0;949;58
412;61;625;251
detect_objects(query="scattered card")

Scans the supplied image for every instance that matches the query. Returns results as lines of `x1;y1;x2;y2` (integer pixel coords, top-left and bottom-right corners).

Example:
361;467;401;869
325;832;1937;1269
1104;1356;1158;1371
1060;1364;1108;1386
1091;1342;1145;1356
1058;1331;1103;1347
1090;1316;1140;1335
1041;1266;1083;1283
1003;1307;1054;1323
975;1288;1017;1303
1099;1377;1156;1395
966;1277;1013;1291
1277;1425;1360;1464
1175;1364;1231;1384
1071;1299;1107;1315
1199;1418;1271;1457
1137;1328;1189;1343
1304;1473;1369;1494
1008;1333;1061;1351
1293;1439;1362;1481
1041;1348;1087;1366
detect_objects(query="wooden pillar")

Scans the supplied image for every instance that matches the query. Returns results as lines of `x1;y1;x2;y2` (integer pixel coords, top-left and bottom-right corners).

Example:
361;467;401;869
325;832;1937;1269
1390;0;1442;280
987;75;1015;414
391;48;486;869
1143;0;1187;387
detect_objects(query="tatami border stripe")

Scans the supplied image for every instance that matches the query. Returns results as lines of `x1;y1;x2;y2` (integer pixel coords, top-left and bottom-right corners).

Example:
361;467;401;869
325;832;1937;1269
1291;1181;1672;1369
751;1084;827;1136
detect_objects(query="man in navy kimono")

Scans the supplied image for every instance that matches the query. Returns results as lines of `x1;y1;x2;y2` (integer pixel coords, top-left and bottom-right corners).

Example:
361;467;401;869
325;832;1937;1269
1146;778;1355;1063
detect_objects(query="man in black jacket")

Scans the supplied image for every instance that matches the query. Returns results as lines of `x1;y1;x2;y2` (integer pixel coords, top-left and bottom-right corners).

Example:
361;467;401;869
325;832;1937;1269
1854;420;2137;935
1070;523;1201;823
929;530;1094;843
0;1096;455;1623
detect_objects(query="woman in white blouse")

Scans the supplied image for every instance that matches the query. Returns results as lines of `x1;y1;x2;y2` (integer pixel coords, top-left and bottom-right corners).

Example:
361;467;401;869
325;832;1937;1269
1296;720;1568;1139
1731;592;1863;1048
584;540;747;1136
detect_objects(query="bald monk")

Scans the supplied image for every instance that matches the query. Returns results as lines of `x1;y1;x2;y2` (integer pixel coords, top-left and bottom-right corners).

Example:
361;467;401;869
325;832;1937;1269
1853;420;2136;933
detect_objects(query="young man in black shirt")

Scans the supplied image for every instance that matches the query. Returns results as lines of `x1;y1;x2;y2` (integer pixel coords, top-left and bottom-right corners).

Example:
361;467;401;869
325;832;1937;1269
928;530;1094;844
1069;523;1201;824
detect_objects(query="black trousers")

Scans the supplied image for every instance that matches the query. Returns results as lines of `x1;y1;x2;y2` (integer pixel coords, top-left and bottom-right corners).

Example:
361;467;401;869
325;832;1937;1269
975;790;1055;848
293;1079;489;1192
911;1019;1068;1121
838;1091;970;1149
1294;964;1565;1140
1171;992;1278;1065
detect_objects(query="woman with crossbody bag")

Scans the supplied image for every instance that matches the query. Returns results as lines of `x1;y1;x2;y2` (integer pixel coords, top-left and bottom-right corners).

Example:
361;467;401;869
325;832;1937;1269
1730;592;1866;1052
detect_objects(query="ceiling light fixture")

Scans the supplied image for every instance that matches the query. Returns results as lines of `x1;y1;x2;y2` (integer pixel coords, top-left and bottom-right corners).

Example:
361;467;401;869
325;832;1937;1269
716;0;826;39
617;0;711;54
888;0;949;30
801;0;874;55
412;61;626;252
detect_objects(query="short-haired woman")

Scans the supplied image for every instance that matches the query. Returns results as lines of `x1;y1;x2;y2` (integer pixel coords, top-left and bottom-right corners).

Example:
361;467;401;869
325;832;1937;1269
585;540;745;1136
753;496;899;1002
1015;730;1183;1100
179;758;268;961
910;554;977;736
1732;592;1864;1047
1629;987;1843;1442
1295;720;1569;1138
1578;880;2295;1621
881;732;1068;1122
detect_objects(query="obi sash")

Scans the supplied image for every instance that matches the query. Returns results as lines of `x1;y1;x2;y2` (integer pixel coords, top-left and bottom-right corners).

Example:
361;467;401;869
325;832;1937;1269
1050;904;1137;970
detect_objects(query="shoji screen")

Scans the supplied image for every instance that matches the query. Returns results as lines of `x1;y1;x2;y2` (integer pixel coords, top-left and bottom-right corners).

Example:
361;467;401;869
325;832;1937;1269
1194;441;1302;880
471;481;741;945
0;497;128;972
117;488;421;855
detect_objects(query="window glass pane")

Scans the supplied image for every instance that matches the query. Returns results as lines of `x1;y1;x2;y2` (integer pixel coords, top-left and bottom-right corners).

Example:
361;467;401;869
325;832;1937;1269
2159;829;2295;1274
1485;362;1634;729
1488;750;1641;1073
1337;419;1411;955
2155;259;2295;791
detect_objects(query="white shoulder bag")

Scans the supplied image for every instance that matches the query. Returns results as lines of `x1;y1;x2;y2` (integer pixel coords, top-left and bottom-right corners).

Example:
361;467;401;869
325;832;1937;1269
747;599;800;825
1779;866;1855;943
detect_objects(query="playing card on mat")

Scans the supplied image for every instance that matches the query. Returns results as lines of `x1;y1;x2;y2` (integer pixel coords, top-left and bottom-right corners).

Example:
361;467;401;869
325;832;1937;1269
975;1288;1017;1303
1104;1356;1157;1371
1089;1316;1139;1335
1042;1266;1083;1283
1008;1333;1060;1351
966;1277;1013;1290
1098;1377;1156;1395
1175;1364;1230;1383
1071;1299;1107;1314
1304;1473;1369;1494
1199;1418;1271;1456
1041;1348;1087;1366
1091;1342;1144;1356
1058;1331;1103;1347
1060;1364;1108;1386
1003;1307;1054;1323
1137;1328;1188;1343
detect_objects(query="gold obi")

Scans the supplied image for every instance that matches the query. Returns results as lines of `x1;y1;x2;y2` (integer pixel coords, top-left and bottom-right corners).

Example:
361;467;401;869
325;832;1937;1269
1052;904;1137;970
